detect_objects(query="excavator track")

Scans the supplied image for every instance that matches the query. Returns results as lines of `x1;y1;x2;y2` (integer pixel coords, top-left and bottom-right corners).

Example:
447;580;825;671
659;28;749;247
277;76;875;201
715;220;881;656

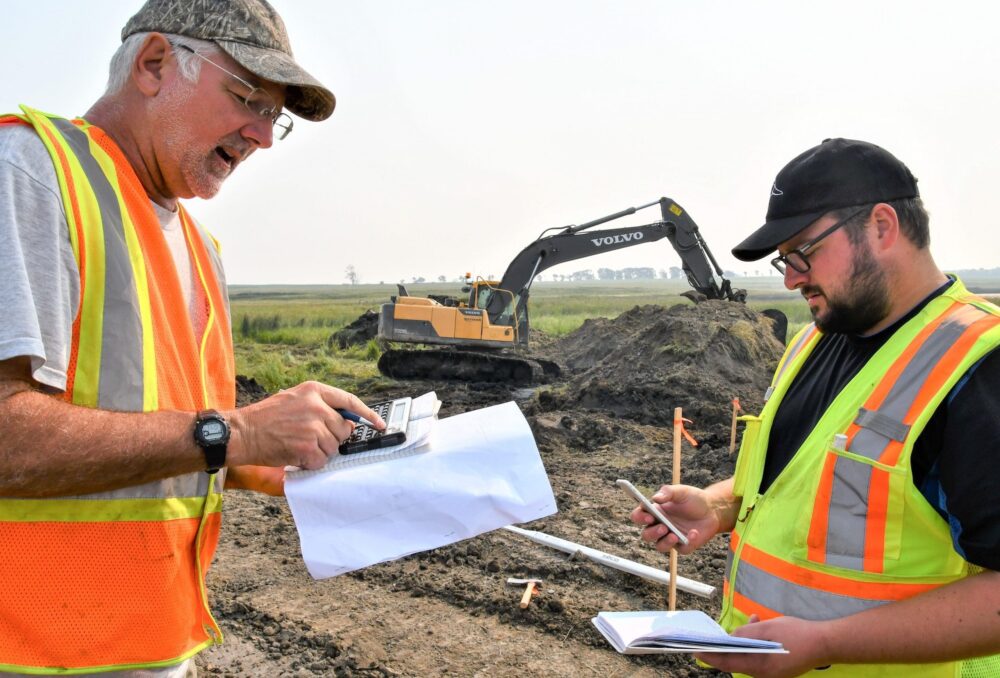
378;348;560;385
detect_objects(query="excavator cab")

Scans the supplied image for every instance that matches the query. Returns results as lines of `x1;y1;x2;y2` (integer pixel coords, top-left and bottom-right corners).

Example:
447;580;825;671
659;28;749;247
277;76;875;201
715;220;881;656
459;274;500;312
466;279;501;312
467;278;523;341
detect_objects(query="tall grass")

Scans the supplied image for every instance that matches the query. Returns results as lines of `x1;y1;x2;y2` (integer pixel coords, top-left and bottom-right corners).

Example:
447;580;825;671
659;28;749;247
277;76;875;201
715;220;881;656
235;342;381;393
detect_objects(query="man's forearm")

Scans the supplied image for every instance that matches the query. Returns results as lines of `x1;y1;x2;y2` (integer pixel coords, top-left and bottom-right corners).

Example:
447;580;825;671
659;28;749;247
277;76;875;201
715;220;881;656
824;570;1000;665
0;389;205;497
706;570;1000;677
0;355;385;497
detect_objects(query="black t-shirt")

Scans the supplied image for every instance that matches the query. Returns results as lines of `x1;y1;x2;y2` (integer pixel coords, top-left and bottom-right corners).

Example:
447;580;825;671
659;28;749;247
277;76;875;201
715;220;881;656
763;280;1000;570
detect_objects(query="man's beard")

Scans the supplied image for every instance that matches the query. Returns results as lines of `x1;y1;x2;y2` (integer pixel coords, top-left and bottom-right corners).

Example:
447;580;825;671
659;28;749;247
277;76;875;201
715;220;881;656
807;240;891;335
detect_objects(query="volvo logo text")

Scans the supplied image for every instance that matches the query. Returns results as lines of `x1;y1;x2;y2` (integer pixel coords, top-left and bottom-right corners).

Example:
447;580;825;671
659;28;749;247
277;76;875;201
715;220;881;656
591;231;644;247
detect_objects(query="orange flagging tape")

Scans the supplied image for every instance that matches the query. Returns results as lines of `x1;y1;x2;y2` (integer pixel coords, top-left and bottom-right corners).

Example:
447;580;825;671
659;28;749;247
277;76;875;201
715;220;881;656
679;418;699;447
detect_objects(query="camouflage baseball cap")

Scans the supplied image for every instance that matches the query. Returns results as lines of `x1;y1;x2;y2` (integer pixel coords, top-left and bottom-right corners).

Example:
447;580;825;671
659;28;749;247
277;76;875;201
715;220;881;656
122;0;335;121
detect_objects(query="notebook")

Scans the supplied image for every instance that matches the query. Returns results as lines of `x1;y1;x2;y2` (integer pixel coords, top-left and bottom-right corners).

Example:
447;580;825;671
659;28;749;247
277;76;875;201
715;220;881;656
592;610;787;655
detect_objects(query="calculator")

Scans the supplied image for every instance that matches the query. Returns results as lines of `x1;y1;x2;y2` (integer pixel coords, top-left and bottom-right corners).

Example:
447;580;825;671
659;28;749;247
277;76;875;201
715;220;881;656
338;397;412;455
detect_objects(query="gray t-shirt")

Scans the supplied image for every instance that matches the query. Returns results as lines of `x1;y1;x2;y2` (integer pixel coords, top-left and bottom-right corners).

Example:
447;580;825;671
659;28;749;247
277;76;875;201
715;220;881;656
0;124;223;392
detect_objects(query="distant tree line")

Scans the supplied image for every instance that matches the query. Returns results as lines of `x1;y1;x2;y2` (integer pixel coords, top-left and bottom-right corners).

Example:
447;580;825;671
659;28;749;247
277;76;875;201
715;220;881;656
955;267;1000;278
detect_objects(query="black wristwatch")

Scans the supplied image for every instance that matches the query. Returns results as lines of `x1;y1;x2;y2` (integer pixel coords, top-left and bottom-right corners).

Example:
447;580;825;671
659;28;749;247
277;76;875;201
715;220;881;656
193;409;230;474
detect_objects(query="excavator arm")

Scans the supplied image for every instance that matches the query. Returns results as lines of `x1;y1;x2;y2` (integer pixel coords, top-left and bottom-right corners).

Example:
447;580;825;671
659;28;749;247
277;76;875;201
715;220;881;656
483;197;745;329
658;199;747;304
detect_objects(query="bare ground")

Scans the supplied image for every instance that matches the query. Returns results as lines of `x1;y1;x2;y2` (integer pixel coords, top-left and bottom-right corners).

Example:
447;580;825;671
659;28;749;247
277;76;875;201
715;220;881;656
198;301;785;677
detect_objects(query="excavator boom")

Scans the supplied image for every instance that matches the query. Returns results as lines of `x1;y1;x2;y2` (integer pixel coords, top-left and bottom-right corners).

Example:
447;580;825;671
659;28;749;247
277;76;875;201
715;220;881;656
376;196;745;383
482;197;744;330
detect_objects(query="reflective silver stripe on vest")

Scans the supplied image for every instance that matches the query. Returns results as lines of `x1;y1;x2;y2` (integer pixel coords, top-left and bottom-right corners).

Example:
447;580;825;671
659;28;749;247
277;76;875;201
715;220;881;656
52;119;144;412
821;303;990;569
824;453;872;570
767;324;817;402
733;559;888;621
849;303;988;462
75;468;223;500
50;120;220;503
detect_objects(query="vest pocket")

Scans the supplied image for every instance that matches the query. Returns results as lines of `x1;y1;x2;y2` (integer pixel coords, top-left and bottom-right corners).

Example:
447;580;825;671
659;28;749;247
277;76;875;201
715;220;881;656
804;437;906;572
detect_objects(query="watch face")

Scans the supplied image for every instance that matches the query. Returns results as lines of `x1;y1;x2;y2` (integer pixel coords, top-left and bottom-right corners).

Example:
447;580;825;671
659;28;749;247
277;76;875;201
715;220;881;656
195;412;228;473
201;420;226;442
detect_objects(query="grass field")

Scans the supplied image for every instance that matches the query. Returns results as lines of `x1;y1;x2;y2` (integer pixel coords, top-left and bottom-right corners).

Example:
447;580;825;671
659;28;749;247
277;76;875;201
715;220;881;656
230;276;1000;393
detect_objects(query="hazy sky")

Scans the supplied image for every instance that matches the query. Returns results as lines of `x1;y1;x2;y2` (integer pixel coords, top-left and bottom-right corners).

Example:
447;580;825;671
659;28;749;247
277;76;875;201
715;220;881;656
3;1;997;284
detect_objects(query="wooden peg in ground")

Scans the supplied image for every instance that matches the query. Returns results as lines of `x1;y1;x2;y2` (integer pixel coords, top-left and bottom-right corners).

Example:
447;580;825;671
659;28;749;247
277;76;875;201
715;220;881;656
670;407;684;611
506;577;542;609
668;409;697;610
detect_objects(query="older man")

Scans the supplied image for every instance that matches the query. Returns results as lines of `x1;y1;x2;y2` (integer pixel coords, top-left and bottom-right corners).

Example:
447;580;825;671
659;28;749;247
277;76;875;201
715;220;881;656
0;1;382;674
631;139;1000;677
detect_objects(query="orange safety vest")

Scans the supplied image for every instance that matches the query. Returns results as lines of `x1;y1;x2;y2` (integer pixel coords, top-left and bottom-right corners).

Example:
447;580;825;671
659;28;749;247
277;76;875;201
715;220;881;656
722;280;1000;677
0;107;235;673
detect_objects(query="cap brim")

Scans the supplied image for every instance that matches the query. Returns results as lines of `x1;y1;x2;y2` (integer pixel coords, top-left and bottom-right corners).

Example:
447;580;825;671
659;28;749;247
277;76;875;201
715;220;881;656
731;209;827;262
218;40;335;121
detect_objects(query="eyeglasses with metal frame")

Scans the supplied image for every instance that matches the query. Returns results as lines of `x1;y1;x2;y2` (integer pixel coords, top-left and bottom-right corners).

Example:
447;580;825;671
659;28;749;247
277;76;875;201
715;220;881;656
770;207;869;275
174;44;293;141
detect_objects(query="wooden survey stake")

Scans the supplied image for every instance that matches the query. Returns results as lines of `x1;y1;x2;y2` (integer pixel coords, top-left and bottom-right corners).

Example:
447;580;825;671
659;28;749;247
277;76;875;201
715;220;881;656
669;406;683;611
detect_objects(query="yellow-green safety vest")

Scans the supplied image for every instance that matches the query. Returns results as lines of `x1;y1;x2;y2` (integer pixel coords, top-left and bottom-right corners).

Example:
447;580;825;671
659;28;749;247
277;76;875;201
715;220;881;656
723;278;1000;677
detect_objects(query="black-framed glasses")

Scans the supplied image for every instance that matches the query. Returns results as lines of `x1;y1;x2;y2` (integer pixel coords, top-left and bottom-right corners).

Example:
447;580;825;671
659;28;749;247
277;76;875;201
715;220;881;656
175;44;294;141
770;207;869;275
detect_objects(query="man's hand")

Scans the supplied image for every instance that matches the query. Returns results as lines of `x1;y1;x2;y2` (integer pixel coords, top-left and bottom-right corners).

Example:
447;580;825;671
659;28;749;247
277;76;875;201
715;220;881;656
629;479;738;555
226;381;386;470
694;615;832;678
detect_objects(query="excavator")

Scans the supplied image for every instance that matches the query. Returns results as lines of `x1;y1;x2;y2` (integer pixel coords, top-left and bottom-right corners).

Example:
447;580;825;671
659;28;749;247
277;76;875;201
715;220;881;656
377;197;747;383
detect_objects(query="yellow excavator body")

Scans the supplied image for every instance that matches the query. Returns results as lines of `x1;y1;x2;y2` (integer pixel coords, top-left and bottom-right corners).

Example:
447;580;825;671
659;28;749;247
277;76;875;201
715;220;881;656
381;281;518;348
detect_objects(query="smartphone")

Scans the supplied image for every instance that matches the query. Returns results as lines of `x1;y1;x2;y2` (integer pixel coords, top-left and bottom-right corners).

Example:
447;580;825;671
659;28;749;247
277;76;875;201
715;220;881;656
338;397;412;455
616;478;689;546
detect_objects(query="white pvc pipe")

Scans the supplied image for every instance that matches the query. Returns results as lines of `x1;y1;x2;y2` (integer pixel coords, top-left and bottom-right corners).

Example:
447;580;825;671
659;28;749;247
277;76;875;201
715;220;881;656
502;525;716;599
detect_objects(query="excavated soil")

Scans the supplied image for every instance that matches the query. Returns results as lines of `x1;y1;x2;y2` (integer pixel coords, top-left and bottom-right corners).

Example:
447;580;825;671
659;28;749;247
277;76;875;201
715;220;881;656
198;301;785;677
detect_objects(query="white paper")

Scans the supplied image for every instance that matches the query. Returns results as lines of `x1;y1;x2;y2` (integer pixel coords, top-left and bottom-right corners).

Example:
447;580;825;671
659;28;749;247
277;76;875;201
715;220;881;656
285;401;557;579
592;610;787;654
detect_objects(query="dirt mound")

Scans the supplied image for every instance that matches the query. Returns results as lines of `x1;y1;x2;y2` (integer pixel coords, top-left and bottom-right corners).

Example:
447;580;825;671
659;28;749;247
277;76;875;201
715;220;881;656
329;309;380;349
544;301;785;436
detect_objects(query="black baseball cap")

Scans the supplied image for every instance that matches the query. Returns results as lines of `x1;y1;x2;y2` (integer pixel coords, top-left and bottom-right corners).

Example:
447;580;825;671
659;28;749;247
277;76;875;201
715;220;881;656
732;138;919;262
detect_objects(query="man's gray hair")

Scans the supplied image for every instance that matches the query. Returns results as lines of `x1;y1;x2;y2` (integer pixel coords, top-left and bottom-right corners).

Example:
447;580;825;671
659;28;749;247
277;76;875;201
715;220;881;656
105;33;221;95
